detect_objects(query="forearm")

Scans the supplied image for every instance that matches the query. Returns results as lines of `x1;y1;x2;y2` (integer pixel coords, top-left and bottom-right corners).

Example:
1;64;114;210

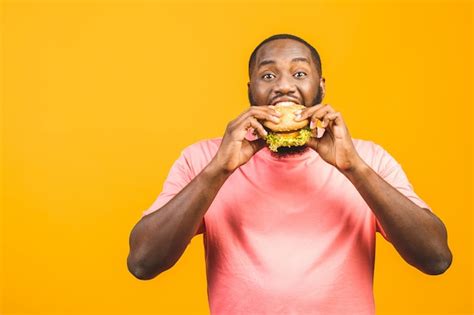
343;160;452;275
127;159;231;280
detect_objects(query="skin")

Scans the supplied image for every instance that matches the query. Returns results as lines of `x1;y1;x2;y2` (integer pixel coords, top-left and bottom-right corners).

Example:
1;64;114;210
127;38;452;280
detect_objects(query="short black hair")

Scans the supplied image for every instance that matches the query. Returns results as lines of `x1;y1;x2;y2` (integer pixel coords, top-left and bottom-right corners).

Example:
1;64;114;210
248;34;322;78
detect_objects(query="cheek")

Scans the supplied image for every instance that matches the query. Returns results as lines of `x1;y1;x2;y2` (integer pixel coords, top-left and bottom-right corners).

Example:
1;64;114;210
299;81;318;101
252;83;272;101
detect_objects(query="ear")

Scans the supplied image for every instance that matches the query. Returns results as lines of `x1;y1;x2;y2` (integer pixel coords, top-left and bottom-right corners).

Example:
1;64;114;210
320;77;326;101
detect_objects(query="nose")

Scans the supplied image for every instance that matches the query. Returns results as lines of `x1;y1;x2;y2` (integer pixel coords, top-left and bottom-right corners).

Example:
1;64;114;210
274;74;296;95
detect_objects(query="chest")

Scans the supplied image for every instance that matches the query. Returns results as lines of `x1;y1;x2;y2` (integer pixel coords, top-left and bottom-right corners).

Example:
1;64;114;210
206;157;371;237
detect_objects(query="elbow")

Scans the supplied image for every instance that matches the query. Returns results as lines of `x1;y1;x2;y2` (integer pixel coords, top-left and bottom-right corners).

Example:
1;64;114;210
127;254;175;280
128;265;155;281
127;254;171;281
127;254;155;280
127;221;180;280
423;250;453;275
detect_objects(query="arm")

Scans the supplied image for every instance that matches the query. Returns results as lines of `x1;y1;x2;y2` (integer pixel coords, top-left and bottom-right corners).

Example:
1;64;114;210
127;106;279;280
296;104;452;275
127;160;231;280
343;159;452;275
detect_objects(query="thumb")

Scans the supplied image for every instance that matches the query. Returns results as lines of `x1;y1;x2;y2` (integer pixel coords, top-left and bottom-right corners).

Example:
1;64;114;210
248;138;266;153
307;127;322;150
241;138;266;161
307;136;319;151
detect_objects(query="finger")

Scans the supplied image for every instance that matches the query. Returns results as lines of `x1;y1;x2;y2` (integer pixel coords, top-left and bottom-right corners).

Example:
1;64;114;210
320;111;343;128
316;126;327;138
248;117;268;139
231;116;267;139
309;119;324;130
293;103;325;121
319;115;330;129
228;109;274;133
314;104;336;120
235;106;281;126
310;105;336;129
249;105;282;118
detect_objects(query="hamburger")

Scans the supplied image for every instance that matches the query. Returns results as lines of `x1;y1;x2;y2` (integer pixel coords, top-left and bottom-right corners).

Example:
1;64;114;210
263;102;312;152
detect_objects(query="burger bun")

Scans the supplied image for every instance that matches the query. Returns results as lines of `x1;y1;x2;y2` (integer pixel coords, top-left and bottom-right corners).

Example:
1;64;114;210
263;103;309;132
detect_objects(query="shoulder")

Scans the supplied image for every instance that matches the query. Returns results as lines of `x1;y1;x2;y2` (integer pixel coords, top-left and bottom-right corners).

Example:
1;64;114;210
181;137;222;159
177;138;222;176
352;138;399;174
352;138;384;157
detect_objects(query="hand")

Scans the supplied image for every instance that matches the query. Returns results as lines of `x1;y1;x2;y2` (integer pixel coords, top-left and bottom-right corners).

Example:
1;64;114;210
294;104;363;172
212;106;281;173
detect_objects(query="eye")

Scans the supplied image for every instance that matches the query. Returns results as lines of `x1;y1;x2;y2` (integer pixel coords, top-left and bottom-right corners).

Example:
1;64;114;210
294;71;307;78
262;73;276;80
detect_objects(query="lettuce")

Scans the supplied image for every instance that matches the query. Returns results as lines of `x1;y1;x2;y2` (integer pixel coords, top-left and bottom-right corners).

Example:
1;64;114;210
265;127;312;152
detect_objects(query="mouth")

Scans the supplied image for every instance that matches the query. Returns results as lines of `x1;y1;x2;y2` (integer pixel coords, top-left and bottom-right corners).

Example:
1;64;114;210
271;98;301;106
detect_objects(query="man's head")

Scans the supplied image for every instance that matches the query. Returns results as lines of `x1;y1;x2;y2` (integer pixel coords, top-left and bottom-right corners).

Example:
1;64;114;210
247;34;325;107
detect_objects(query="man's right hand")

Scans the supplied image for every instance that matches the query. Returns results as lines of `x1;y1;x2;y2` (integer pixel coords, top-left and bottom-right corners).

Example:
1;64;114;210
211;106;281;173
128;106;280;280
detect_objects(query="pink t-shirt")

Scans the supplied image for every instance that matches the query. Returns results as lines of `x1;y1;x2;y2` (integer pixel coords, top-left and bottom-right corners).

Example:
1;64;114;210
142;138;430;314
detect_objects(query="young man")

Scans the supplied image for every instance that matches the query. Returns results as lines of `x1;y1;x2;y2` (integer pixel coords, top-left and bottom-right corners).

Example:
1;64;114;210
127;34;452;314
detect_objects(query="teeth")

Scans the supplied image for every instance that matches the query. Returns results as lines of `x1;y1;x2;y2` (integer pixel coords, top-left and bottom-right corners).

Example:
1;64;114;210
275;101;297;106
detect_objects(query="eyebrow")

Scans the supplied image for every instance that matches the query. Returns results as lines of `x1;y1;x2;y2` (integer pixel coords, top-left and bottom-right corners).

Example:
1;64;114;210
257;57;311;69
291;57;311;64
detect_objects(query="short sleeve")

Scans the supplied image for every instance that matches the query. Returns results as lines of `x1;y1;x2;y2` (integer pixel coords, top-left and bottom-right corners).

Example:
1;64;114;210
373;144;431;241
141;150;205;234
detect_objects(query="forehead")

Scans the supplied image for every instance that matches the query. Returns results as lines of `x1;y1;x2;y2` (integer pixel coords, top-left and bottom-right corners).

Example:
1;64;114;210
255;39;313;65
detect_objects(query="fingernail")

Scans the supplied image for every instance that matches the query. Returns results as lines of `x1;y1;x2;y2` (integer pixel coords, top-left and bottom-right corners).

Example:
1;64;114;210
294;114;301;120
310;120;315;129
294;109;302;115
272;116;280;122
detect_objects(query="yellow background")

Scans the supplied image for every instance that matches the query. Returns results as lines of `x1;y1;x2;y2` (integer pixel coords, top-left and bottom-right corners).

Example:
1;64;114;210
1;0;472;314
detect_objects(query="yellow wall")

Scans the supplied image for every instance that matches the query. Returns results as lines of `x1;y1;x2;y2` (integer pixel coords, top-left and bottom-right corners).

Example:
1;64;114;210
2;0;472;314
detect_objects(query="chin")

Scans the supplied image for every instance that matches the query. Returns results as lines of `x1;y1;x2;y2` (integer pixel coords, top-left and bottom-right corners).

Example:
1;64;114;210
270;145;310;158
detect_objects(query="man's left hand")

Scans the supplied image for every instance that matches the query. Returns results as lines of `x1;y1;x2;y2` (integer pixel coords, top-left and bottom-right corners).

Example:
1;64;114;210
294;104;363;172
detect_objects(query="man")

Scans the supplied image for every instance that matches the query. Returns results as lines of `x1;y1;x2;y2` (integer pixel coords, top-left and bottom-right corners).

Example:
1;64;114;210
127;34;452;314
